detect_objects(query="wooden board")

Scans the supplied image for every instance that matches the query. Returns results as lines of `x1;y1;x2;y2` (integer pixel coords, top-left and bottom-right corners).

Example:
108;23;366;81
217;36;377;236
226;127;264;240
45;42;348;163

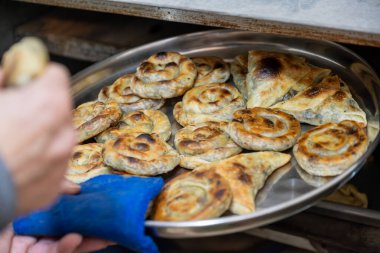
16;0;380;47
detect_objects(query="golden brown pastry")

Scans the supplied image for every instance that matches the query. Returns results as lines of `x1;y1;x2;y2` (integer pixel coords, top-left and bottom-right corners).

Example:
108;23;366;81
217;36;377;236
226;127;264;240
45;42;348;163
2;37;49;87
293;120;368;176
96;109;171;143
174;121;242;169
73;101;122;143
103;132;180;176
200;152;291;215
130;52;197;99
98;74;165;113
228;108;301;151
152;169;232;221
173;83;246;126
230;54;248;99
66;143;111;183
192;56;230;86
246;50;330;107
325;184;368;208
271;75;367;127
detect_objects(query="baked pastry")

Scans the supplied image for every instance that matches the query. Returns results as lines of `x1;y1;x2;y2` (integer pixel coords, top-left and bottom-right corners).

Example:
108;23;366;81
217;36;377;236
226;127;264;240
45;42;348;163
228;108;301;151
246;50;331;107
2;37;48;87
173;83;246;126
271;75;367;126
130;52;197;99
98;74;165;113
192;56;230;86
230;54;248;99
200;152;291;214
103;132;180;176
174;121;242;169
66;143;111;183
152;169;232;221
73;101;122;143
293;120;368;176
96;109;171;143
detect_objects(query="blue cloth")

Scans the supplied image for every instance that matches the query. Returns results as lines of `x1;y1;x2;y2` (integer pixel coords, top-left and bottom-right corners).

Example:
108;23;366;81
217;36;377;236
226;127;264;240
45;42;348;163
13;175;164;253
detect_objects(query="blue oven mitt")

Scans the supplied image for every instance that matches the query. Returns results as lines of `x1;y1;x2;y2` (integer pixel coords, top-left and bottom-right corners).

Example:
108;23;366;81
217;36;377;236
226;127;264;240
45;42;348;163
13;175;164;253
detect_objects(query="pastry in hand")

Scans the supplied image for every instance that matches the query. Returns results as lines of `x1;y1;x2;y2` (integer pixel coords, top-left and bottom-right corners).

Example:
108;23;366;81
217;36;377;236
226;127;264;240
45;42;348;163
103;133;180;176
293;120;368;176
192;56;230;87
66;143;111;183
130;52;197;99
271;75;367;127
152;169;232;221
230;54;249;100
73;101;122;143
246;50;330;107
200;152;291;215
98;74;164;113
173;83;246;126
228;108;301;151
174;121;242;169
96;109;171;143
2;37;49;87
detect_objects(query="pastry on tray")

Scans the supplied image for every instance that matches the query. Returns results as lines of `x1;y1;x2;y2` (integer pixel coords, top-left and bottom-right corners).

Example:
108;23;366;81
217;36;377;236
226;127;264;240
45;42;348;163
103;133;180;176
227;108;301;151
192;56;230;87
98;73;165;113
152;169;232;221
230;54;248;99
96;109;171;143
73;101;122;143
271;74;367;127
173;83;246;126
66;143;112;183
199;152;291;215
293;120;368;176
131;52;197;99
174;121;242;169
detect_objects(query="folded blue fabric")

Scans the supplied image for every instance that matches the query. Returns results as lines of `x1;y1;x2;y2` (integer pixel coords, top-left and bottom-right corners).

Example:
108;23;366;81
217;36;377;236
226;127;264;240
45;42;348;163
13;175;164;253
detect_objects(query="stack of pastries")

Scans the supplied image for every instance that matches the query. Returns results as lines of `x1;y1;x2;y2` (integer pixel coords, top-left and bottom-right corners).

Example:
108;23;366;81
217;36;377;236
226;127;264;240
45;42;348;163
68;50;369;221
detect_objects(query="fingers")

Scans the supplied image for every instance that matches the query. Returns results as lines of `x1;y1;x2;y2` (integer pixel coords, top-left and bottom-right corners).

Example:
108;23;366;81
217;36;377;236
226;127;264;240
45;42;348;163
60;180;81;195
9;235;36;253
73;237;114;253
56;234;83;253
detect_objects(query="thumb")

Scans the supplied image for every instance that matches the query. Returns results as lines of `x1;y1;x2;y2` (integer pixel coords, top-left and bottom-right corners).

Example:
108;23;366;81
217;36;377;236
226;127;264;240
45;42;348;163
60;180;81;195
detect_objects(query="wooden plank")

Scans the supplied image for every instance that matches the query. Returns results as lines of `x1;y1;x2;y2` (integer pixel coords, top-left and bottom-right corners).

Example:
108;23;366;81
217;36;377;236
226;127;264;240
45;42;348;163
15;10;207;61
15;0;380;47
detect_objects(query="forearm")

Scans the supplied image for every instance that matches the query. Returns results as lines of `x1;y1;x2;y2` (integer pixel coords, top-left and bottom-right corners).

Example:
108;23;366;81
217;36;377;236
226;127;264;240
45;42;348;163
0;159;16;231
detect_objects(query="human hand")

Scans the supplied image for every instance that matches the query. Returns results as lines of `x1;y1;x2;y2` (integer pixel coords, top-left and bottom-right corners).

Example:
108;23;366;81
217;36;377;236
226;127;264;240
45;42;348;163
0;225;112;253
0;64;76;216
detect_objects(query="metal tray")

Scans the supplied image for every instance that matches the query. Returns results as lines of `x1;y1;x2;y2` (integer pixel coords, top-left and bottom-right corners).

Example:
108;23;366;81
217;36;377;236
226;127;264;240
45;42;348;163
71;30;380;238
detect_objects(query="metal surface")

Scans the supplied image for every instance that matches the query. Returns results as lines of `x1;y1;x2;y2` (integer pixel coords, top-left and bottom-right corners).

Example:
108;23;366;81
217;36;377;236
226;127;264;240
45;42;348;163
16;0;380;47
71;30;380;238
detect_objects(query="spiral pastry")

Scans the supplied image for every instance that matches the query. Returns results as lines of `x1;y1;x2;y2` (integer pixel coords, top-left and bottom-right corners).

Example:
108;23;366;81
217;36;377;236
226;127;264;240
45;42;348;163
130;52;197;99
152;169;232;221
73;101;122;143
293;120;368;176
66;143;111;183
173;83;246;126
175;121;242;169
98;74;165;113
96;109;171;143
228;108;301;151
103;132;180;176
192;56;230;87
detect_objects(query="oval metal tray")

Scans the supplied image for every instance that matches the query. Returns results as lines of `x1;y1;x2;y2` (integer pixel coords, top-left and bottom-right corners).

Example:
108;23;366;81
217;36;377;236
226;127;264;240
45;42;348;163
72;30;380;238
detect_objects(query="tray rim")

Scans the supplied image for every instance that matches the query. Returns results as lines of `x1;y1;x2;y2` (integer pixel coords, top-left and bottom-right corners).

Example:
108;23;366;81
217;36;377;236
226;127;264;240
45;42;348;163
71;29;380;237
